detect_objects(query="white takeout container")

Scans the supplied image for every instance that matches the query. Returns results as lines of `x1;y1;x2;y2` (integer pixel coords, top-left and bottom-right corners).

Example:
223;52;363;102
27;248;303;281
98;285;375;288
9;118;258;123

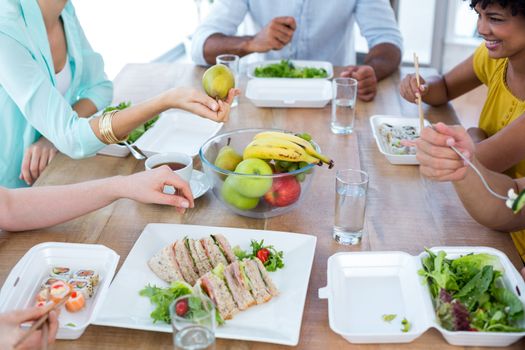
98;110;223;157
0;242;119;339
246;60;334;80
369;115;430;165
246;78;332;108
318;247;525;347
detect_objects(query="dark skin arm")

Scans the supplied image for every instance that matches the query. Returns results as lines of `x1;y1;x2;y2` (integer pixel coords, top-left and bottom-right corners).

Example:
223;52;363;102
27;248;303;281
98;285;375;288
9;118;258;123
202;17;297;65
340;43;401;101
475;112;525;173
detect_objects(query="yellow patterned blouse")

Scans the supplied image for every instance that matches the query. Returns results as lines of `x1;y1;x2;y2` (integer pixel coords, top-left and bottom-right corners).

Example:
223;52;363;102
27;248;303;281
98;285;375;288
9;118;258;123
472;44;525;261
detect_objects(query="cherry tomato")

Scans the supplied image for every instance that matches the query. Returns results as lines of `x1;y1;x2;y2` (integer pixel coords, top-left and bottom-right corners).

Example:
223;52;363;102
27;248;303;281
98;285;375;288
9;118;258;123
256;248;270;263
175;298;189;317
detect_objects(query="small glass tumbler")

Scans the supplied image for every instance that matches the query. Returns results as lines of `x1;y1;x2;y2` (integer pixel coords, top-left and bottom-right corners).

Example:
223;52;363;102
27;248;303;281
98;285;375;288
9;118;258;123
331;78;357;134
170;294;216;350
216;54;239;107
333;169;368;245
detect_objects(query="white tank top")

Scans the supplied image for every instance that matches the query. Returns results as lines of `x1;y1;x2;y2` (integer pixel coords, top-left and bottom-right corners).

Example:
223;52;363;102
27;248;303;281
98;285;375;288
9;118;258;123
55;56;71;96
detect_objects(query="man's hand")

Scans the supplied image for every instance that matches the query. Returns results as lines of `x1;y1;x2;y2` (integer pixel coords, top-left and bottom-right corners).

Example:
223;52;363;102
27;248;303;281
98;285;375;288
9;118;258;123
248;16;296;53
340;65;377;101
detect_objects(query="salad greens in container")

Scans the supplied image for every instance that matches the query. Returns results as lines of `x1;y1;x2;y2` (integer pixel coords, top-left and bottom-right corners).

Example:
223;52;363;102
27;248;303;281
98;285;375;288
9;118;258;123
253;60;328;78
419;249;524;332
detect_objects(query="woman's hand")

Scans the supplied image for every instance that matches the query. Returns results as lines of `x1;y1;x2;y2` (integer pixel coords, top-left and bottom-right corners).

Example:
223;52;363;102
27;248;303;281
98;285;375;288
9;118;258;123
399;73;428;103
414;122;475;182
118;166;195;214
0;307;58;350
20;137;58;186
168;87;240;122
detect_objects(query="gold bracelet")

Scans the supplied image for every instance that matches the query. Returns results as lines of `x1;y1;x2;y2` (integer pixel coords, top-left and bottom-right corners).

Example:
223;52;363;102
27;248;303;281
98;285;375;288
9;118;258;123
98;110;127;144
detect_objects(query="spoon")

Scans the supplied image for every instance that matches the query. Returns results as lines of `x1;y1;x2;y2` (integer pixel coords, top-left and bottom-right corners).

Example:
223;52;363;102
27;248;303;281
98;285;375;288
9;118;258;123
122;141;147;160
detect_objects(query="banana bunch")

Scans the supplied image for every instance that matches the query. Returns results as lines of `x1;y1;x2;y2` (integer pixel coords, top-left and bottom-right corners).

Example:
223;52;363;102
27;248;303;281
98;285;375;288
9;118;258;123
242;131;334;168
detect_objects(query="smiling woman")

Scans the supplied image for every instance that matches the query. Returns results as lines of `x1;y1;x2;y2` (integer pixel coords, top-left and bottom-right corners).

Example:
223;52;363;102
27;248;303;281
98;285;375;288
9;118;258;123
399;0;525;262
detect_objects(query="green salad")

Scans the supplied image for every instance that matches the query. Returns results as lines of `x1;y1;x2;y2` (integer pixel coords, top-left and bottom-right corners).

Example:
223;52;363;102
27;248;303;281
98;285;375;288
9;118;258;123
253;60;328;78
103;102;159;143
419;249;524;332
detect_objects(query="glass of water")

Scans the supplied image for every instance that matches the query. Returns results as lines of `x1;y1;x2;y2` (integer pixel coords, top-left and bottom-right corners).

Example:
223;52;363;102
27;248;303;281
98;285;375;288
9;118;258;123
170;294;216;350
333;169;368;245
216;54;239;107
331;78;357;134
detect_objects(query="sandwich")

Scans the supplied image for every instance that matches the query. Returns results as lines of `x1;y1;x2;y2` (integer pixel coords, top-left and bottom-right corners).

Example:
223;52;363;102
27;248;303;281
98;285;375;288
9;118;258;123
224;262;255;310
174;240;200;286
197;269;238;320
148;234;237;284
147;244;184;283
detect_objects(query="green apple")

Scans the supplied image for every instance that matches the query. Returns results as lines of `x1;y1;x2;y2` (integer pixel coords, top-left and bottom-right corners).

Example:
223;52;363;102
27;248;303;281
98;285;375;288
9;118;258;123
221;176;259;210
202;64;235;100
230;159;273;198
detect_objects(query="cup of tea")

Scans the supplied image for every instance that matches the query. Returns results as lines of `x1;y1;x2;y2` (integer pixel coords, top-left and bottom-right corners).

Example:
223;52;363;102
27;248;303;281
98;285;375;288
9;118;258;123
145;152;193;183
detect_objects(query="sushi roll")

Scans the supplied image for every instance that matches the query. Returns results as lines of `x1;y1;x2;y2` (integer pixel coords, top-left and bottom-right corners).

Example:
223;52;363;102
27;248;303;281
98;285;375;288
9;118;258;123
50;266;71;279
49;280;71;304
68;279;93;298
41;276;68;288
65;291;85;312
73;269;99;287
35;287;50;302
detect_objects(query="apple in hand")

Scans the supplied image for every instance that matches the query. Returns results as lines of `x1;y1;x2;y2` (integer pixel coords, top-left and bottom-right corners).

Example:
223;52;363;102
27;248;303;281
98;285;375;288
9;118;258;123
263;175;301;207
230;159;273;198
221;176;259;210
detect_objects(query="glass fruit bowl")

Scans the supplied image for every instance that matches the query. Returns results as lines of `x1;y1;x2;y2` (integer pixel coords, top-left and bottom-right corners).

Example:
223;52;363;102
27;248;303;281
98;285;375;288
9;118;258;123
199;128;319;218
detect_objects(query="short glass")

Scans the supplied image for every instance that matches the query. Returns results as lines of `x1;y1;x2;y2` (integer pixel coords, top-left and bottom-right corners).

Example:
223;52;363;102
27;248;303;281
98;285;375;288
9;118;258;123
170;294;216;350
333;169;368;245
331;78;358;134
216;54;239;107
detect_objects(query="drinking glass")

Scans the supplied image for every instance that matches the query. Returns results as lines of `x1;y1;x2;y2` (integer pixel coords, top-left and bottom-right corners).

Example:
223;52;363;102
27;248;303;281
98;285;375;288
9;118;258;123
216;54;239;107
331;78;357;134
333;169;368;245
170;294;216;350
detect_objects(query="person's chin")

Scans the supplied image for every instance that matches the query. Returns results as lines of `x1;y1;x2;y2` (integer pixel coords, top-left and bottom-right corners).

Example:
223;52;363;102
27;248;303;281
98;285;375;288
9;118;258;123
485;40;506;58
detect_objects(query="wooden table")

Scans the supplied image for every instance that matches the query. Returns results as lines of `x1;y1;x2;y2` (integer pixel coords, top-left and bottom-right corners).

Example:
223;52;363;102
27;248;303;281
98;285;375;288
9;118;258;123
1;64;523;349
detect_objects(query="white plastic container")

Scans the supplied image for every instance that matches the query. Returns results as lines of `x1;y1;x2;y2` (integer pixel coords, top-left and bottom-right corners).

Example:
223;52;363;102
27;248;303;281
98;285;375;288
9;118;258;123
246;78;332;108
246;60;333;79
98;110;223;157
369;115;430;165
318;247;525;347
0;242;119;339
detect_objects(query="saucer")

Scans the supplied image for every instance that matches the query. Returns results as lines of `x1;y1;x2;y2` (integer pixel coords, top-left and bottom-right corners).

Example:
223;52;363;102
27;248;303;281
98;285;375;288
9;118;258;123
190;170;211;199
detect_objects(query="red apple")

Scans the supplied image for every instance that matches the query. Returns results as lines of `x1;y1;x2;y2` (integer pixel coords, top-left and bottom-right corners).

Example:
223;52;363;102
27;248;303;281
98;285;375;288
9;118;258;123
264;175;301;207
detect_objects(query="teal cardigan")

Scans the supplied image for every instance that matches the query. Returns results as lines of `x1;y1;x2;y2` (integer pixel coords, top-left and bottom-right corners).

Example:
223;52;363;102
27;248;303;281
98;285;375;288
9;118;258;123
0;0;113;188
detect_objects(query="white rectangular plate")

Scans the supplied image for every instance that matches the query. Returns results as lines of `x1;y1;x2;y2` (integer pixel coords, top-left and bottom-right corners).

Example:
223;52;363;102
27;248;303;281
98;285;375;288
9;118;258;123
94;223;317;346
98;110;223;157
369;115;430;165
246;79;332;108
247;60;333;79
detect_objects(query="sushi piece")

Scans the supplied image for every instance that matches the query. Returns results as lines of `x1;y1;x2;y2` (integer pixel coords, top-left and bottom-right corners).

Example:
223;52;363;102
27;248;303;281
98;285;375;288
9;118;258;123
35;287;50;302
41;276;68;288
72;269;99;287
69;279;94;298
49;280;71;304
65;291;86;312
50;266;71;279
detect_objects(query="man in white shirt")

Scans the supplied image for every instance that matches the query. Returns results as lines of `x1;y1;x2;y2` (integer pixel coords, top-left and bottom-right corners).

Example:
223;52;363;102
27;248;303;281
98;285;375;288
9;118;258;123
191;0;403;101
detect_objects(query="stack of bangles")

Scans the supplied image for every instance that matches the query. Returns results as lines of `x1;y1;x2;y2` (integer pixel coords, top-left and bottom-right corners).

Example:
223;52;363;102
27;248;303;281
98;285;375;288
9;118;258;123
98;110;128;144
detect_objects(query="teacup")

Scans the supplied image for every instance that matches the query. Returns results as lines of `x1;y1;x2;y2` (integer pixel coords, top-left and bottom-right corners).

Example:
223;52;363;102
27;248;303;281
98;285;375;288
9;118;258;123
145;152;193;183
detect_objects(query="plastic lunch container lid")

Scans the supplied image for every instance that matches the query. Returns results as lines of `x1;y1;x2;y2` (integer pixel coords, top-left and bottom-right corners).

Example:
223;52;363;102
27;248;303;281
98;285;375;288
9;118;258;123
245;79;332;108
0;242;119;340
318;246;525;347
